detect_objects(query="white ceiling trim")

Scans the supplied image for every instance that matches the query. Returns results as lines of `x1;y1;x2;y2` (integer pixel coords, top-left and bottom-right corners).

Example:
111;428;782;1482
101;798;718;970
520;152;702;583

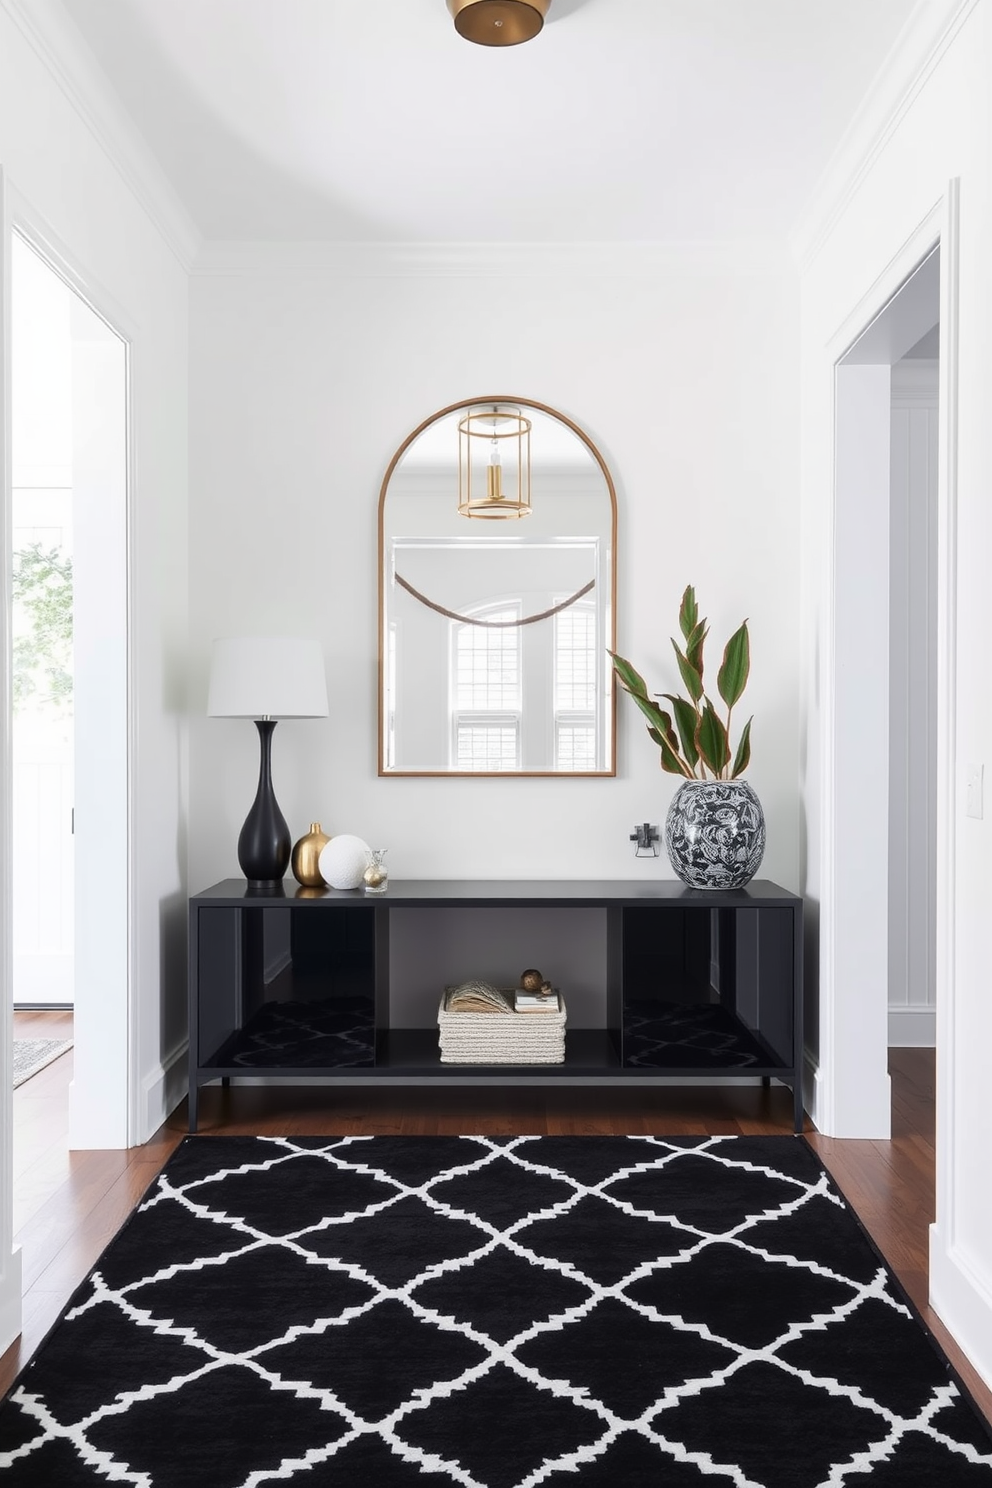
789;0;979;270
1;0;202;272
891;359;939;401
191;238;789;279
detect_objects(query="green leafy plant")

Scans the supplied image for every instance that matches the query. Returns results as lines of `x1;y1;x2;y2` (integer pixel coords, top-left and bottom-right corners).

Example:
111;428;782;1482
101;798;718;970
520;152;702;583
610;584;752;780
12;542;73;717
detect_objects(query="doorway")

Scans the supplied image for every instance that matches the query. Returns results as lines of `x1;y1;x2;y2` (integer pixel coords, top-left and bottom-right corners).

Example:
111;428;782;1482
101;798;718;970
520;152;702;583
827;225;947;1140
9;226;130;1150
11;235;75;1011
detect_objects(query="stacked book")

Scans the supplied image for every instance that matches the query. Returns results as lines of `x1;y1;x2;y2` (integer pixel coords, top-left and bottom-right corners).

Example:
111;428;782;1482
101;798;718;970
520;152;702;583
438;980;566;1065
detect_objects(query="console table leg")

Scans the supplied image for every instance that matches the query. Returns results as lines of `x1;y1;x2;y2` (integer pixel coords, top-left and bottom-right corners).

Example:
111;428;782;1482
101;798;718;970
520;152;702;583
189;1080;198;1135
793;1079;804;1135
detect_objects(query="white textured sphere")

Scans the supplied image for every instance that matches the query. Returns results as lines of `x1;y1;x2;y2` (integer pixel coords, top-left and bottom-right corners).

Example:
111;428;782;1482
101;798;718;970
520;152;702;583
318;834;370;890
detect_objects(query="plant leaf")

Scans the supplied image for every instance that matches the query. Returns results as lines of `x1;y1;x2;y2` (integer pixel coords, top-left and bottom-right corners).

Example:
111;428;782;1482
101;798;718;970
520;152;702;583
696;699;730;776
659;739;692;775
671;640;704;703
611;651;693;774
609;651;650;701
731;716;753;778
649;718;691;776
717;621;750;710
661;694;700;771
685;619;708;679
658;709;688;765
679;585;698;641
622;689;670;736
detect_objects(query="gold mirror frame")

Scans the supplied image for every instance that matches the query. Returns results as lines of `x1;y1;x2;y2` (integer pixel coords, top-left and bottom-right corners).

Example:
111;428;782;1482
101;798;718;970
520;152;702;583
378;396;617;777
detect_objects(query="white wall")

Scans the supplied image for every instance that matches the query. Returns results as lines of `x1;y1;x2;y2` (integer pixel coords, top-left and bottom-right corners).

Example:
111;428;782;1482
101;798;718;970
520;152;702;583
0;0;190;1351
187;246;801;895
69;300;129;1145
824;361;895;1139
889;360;938;1047
797;0;992;1385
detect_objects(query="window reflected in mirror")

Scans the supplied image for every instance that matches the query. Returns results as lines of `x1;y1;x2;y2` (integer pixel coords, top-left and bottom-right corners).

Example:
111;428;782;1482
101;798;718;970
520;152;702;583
379;399;616;776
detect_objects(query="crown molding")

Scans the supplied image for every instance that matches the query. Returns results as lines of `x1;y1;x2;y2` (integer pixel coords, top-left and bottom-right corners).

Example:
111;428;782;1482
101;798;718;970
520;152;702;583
0;0;202;272
191;238;790;278
891;358;939;402
789;0;980;271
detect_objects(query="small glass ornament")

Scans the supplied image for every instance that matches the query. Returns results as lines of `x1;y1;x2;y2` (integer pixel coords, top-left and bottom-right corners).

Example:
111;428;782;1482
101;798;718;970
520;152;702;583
363;848;388;894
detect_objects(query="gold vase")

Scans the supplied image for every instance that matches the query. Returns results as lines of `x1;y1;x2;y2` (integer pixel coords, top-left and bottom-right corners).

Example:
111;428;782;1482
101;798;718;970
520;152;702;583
291;823;331;887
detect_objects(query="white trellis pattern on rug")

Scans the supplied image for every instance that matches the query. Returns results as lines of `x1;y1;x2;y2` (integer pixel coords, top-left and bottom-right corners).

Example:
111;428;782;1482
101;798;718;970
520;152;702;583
1;1135;990;1486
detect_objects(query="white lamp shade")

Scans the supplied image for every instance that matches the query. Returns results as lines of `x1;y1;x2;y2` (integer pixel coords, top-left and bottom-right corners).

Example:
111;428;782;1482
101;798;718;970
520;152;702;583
207;637;328;719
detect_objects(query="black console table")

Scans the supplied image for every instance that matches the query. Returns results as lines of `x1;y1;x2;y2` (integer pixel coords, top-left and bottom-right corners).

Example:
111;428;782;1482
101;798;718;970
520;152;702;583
188;879;804;1132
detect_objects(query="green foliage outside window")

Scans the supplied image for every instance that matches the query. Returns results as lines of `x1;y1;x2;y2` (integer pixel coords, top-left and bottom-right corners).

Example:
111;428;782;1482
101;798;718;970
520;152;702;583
12;542;73;716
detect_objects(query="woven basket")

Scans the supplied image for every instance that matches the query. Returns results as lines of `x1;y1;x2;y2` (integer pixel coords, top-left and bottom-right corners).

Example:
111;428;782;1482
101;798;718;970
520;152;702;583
437;993;567;1065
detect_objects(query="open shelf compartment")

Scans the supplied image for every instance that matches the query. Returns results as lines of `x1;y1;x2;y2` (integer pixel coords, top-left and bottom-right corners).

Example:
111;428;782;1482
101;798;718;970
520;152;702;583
196;903;377;1072
620;904;796;1072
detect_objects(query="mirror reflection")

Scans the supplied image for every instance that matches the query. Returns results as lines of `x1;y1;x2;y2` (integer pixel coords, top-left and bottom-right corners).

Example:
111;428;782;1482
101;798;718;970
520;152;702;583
379;398;616;775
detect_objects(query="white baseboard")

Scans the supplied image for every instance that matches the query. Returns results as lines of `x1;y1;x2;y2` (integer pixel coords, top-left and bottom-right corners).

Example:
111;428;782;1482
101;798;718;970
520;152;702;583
802;1053;891;1137
141;1040;189;1142
930;1224;992;1392
804;1052;824;1130
0;1245;23;1356
888;1005;936;1046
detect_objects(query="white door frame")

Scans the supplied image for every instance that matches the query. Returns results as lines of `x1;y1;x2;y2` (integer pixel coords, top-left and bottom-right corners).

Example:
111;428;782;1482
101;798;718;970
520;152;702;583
928;181;964;1323
5;185;136;1151
817;187;958;1151
0;166;24;1354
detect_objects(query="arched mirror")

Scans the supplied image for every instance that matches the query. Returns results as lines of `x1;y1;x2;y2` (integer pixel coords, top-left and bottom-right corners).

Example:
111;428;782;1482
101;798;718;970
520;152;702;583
379;397;617;775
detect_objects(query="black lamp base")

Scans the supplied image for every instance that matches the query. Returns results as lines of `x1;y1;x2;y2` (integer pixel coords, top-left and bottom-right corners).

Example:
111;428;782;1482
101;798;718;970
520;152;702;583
237;719;291;887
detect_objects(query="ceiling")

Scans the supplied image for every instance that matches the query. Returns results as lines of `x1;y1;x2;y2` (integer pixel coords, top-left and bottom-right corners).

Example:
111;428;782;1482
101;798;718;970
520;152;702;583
58;0;920;244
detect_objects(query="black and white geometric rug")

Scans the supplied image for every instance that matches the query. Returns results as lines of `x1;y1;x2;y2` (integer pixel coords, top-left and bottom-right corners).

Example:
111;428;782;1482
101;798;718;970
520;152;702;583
2;1135;991;1486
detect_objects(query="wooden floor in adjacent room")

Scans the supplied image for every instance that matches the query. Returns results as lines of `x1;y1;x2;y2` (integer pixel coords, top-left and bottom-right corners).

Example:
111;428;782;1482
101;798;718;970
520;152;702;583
3;1030;989;1430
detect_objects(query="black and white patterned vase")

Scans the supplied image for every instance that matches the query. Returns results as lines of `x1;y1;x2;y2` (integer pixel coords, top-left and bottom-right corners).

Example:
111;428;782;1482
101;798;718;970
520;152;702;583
664;778;765;890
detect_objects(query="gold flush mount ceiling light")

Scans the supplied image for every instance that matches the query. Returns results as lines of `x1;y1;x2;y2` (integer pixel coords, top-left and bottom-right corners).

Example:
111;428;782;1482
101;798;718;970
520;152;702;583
447;0;551;47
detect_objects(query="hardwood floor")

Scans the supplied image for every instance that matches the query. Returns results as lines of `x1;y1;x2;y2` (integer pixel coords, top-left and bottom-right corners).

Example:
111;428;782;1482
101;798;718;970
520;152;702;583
11;1009;74;1238
3;1037;989;1431
804;1050;992;1422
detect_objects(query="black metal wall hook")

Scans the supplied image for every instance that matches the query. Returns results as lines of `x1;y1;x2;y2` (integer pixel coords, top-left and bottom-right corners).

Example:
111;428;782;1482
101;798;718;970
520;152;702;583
630;823;660;857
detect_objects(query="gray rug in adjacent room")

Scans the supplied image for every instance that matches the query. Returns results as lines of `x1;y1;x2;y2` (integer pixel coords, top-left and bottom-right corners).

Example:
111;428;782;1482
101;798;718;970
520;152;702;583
12;1038;73;1090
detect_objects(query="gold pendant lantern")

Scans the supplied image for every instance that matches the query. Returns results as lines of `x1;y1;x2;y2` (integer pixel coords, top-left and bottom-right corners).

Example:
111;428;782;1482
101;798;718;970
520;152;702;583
457;404;532;519
446;0;550;47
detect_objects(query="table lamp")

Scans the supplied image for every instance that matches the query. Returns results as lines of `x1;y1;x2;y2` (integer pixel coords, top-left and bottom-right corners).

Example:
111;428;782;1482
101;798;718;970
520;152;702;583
207;637;328;887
